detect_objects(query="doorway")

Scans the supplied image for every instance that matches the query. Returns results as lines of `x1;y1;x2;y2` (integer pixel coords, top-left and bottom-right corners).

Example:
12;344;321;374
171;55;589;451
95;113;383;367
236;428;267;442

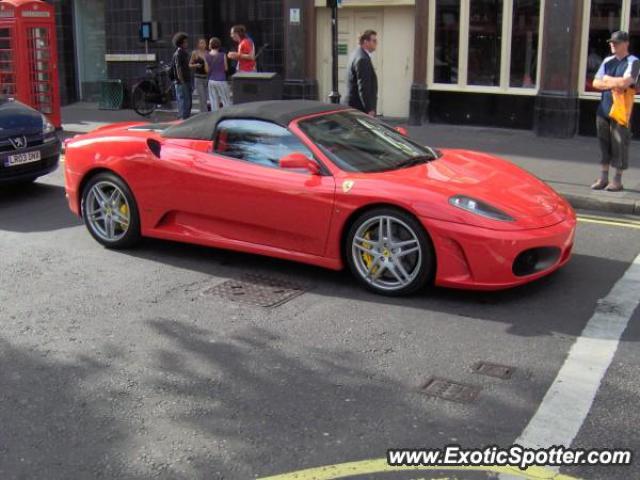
316;6;415;118
73;0;106;101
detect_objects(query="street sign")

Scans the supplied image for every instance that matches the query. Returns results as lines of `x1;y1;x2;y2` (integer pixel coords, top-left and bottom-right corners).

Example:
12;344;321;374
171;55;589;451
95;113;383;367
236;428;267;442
289;8;300;25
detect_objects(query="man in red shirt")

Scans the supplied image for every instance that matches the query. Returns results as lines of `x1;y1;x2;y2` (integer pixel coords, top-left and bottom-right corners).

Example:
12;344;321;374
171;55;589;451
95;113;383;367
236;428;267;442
228;25;256;72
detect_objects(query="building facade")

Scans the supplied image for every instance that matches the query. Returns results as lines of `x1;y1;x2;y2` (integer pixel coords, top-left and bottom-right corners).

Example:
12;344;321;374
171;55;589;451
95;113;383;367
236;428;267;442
48;0;640;137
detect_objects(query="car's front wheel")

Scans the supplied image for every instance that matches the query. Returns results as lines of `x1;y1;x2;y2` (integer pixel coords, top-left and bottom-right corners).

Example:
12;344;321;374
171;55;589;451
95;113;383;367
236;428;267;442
346;208;434;296
81;172;141;249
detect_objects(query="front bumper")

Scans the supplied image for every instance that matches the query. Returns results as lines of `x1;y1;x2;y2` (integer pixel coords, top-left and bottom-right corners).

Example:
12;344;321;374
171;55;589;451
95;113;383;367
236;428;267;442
423;215;577;290
0;137;61;184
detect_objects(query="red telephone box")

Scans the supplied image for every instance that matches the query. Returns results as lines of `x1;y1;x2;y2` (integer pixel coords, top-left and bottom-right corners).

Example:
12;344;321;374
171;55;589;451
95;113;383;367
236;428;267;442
0;0;60;127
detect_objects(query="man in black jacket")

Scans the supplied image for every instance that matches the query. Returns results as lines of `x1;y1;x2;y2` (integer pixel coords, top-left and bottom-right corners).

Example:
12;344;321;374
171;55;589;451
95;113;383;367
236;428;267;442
345;30;378;116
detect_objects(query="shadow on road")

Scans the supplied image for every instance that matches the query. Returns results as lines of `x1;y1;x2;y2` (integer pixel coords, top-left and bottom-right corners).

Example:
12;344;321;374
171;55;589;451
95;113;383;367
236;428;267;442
0;338;145;480
0;181;81;233
121;238;637;342
0;319;553;479
144;320;544;478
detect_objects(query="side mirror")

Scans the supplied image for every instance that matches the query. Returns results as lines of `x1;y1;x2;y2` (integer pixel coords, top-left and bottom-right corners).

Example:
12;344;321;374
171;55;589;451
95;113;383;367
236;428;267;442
279;152;320;175
395;126;409;137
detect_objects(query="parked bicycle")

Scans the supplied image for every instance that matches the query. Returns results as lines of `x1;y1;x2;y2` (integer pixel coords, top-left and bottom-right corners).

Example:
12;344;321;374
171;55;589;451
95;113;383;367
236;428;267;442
131;61;174;117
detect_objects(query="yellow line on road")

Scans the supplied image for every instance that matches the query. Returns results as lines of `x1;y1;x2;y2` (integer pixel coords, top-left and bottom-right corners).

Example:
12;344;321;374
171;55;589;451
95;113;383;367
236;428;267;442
258;458;580;480
577;214;640;229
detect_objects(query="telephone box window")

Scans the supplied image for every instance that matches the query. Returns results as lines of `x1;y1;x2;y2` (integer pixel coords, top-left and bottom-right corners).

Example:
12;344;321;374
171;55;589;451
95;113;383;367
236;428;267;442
28;27;53;114
0;27;14;95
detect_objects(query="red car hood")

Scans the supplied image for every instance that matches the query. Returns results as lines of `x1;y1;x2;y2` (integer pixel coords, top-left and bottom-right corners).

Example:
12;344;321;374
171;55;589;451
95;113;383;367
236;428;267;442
368;148;571;230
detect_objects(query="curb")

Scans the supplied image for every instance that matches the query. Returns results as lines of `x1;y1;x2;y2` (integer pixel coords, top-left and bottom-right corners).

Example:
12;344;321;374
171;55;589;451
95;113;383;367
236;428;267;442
561;192;640;216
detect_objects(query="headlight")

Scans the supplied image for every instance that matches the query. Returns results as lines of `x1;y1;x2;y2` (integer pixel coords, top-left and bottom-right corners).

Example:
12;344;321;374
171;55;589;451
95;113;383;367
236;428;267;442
42;115;55;135
449;195;514;222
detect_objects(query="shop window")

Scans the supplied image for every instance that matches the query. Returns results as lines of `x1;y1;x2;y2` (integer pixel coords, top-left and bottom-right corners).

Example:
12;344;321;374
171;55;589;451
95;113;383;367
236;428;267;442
468;0;503;86
509;0;540;88
434;0;461;84
430;0;542;92
584;0;622;92
628;0;640;66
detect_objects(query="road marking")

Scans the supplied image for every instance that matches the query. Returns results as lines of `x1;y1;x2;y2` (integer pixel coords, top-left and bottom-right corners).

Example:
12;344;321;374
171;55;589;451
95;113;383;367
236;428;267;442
258;459;579;480
577;214;640;229
513;252;640;463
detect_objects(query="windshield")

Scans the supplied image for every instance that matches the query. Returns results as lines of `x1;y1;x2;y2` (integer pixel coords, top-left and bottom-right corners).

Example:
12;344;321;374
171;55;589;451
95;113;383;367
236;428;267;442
298;111;438;173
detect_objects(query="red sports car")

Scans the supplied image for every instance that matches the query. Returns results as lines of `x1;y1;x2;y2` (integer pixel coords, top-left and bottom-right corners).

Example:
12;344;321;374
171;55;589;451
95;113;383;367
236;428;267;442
64;101;576;296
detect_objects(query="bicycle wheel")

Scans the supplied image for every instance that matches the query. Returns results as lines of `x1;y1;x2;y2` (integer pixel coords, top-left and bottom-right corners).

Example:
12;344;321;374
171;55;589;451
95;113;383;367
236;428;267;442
132;80;159;116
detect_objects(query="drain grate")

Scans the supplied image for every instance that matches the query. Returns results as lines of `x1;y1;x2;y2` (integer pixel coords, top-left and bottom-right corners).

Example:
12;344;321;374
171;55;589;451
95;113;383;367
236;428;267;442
202;274;306;307
420;377;481;404
472;361;515;380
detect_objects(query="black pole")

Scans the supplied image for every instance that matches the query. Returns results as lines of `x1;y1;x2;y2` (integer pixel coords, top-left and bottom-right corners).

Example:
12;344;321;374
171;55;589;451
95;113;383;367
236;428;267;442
328;4;341;104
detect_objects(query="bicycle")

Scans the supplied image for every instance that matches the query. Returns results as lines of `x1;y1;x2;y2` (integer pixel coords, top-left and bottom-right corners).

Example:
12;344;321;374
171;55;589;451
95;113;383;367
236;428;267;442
131;61;175;117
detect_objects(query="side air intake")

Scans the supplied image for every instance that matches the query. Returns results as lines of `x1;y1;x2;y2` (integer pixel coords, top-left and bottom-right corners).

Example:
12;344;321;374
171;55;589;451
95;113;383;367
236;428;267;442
147;138;162;158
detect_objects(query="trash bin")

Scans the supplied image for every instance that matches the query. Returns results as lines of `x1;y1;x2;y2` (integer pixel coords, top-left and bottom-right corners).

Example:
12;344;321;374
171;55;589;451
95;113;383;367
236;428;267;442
231;72;283;104
99;80;124;110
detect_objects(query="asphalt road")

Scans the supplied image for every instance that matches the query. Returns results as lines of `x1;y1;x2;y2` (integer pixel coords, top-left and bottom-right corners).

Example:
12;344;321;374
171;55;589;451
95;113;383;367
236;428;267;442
0;167;638;480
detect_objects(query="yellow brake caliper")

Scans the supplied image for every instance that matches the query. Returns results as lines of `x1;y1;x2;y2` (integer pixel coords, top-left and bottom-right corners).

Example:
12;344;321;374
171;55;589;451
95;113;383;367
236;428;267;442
118;203;129;229
361;231;379;275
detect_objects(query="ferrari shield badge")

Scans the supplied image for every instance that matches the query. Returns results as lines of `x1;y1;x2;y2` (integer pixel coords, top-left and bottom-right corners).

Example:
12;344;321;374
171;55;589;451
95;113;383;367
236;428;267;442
342;180;355;193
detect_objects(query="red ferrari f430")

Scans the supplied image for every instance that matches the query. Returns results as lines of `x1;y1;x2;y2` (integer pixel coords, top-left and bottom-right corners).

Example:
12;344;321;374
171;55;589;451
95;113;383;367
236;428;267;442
64;101;576;296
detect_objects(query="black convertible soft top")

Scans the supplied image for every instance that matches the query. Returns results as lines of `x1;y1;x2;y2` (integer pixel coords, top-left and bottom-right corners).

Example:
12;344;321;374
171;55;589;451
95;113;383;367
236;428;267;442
162;100;351;140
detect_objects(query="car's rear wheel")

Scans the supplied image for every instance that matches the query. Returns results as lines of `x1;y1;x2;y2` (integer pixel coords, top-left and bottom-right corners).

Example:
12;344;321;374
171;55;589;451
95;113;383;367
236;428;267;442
81;172;141;249
346;208;434;296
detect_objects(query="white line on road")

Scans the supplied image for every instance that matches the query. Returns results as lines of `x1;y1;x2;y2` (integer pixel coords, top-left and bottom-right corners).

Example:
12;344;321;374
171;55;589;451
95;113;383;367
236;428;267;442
505;252;640;475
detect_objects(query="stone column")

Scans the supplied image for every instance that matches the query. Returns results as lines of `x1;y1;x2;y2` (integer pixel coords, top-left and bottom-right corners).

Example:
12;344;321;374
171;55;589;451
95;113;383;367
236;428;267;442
533;0;585;138
283;0;319;100
409;0;429;125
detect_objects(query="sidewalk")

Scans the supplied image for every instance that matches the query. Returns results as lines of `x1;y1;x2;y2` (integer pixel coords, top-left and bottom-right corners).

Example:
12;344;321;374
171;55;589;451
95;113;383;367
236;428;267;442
61;103;640;215
61;102;176;137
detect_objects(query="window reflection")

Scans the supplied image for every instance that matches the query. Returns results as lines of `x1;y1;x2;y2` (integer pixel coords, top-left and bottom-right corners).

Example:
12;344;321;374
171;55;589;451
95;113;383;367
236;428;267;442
585;0;622;92
629;0;640;80
467;0;503;86
299;112;436;174
214;120;313;170
434;0;460;84
510;0;539;88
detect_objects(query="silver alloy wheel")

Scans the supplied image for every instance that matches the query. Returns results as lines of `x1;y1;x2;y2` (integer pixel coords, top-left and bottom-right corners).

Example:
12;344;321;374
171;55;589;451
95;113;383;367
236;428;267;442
85;181;131;242
351;215;422;292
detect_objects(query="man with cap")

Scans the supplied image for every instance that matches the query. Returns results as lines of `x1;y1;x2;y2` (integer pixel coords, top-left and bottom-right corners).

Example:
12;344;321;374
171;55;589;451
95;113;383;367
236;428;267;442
591;31;640;192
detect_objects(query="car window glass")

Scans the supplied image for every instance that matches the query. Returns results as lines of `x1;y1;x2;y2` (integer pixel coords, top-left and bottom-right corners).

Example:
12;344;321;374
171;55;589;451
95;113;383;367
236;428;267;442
214;119;314;169
298;111;437;173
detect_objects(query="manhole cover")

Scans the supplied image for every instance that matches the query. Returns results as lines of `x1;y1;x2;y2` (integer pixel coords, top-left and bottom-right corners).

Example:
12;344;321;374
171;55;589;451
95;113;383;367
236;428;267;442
202;274;306;307
471;361;514;379
420;377;480;404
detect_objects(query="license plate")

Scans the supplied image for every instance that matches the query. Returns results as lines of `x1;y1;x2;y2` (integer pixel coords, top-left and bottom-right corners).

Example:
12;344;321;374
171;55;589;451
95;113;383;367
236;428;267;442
4;150;41;167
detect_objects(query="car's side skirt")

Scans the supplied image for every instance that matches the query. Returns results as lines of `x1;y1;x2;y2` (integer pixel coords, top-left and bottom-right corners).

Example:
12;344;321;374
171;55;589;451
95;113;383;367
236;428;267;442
144;228;344;271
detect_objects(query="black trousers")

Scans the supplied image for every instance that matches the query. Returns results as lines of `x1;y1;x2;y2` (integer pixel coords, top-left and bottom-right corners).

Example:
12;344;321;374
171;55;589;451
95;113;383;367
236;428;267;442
596;116;630;171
